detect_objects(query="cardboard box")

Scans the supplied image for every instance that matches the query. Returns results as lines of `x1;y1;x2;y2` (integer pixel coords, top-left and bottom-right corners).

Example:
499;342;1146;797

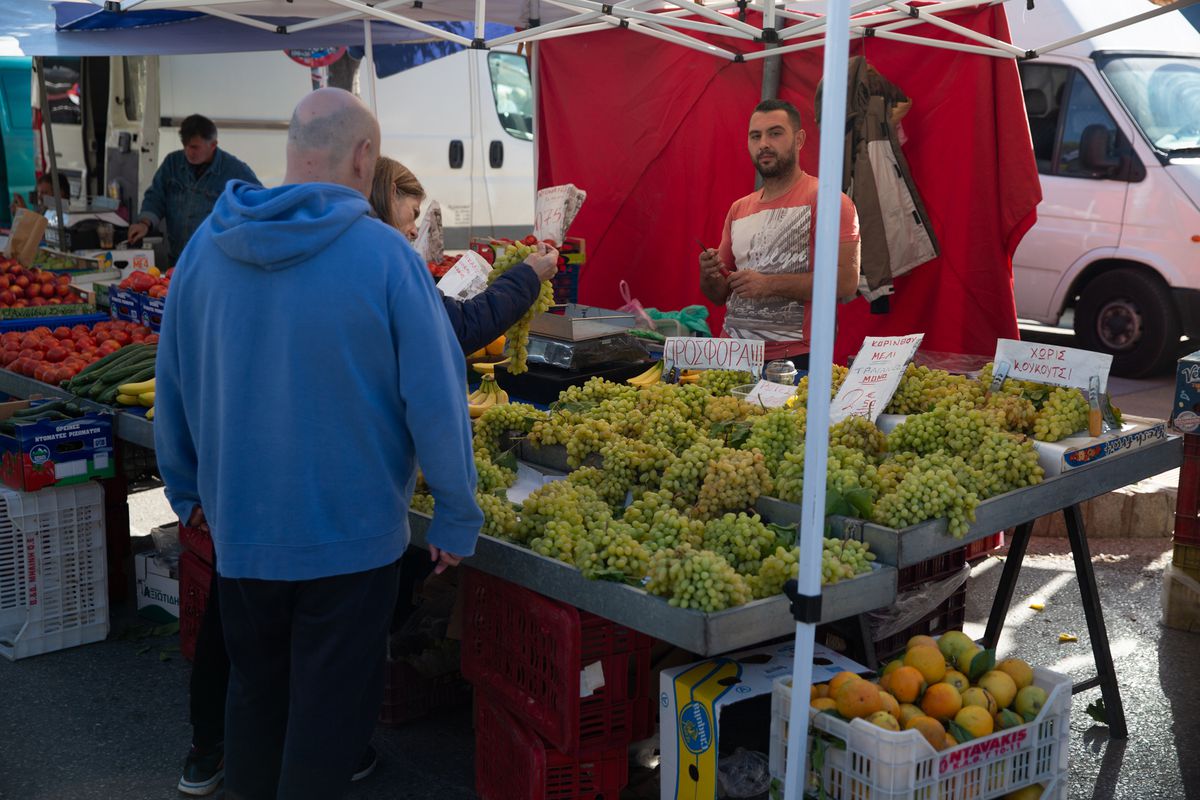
107;285;142;324
78;249;156;275
135;551;180;622
0;400;115;492
659;641;867;800
141;294;165;332
1171;350;1200;433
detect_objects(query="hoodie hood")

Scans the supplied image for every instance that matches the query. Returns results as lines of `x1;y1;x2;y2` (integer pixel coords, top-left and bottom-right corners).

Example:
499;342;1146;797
208;180;372;270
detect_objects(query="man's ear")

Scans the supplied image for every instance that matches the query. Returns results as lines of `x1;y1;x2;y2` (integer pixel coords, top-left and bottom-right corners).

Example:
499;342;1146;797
796;129;807;152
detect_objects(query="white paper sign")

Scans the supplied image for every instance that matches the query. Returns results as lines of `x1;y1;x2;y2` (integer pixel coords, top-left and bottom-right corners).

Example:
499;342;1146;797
436;250;493;301
661;336;765;377
993;339;1112;393
412;200;443;263
830;334;924;424
533;184;587;244
744;379;798;408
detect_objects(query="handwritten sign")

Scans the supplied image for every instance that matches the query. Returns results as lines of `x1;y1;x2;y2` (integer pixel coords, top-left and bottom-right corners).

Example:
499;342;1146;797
993;339;1112;393
831;334;924;424
412;200;443;263
533;184;587;244
744;380;798;408
436;250;492;301
662;337;765;377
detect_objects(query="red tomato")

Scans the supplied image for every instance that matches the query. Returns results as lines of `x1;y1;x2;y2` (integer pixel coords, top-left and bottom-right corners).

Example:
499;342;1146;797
99;340;121;355
143;333;159;345
111;330;131;345
30;297;46;307
52;326;71;340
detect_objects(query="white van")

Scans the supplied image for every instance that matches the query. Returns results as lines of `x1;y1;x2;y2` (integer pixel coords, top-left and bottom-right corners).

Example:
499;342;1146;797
40;47;535;252
1006;1;1200;377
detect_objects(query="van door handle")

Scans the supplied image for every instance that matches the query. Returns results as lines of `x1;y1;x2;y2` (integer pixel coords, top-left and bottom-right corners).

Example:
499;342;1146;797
489;140;504;169
449;140;464;169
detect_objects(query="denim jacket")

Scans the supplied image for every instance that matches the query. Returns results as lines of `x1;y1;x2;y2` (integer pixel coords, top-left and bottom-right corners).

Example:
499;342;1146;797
137;148;259;264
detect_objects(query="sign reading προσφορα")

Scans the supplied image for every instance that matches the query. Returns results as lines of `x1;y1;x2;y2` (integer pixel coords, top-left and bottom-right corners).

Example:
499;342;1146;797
661;337;765;378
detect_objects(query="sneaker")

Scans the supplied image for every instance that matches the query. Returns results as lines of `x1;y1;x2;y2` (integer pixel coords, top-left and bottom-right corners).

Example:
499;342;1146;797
351;745;378;782
178;743;224;796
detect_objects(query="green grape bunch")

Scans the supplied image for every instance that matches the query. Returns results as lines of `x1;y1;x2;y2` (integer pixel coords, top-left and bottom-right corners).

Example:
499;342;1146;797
697;370;756;396
473;402;547;461
645;545;752;612
1032;386;1090;442
488;241;553;375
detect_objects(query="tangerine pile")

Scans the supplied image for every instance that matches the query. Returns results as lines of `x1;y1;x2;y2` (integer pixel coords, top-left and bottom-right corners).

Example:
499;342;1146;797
809;630;1051;799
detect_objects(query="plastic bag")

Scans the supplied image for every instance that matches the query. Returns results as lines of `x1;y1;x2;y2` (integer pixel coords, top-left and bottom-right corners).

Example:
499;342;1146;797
867;564;970;642
646;305;714;337
617;280;657;331
912;350;993;376
718;748;772;798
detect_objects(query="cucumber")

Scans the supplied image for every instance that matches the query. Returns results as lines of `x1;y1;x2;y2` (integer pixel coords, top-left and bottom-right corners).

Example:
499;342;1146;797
13;399;68;418
84;353;158;399
99;365;155;405
68;345;146;388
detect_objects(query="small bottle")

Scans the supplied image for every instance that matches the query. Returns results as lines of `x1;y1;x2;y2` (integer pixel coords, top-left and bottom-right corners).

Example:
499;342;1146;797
764;359;798;385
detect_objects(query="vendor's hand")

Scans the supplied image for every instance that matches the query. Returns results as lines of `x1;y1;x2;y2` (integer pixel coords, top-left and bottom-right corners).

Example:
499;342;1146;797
523;243;560;283
727;270;773;299
127;221;149;245
10;193;26;214
186;505;210;535
429;545;464;576
699;248;725;282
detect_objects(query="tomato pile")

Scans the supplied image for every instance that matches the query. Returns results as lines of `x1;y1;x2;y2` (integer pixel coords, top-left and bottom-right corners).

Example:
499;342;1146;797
118;267;173;299
0;320;157;385
0;257;87;307
427;254;461;279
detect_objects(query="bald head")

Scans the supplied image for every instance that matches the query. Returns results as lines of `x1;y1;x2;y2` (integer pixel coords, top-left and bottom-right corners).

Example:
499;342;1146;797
284;88;380;196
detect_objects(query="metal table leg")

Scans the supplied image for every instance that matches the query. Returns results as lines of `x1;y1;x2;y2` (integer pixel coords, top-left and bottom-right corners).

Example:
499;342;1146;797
982;522;1033;650
1063;504;1128;739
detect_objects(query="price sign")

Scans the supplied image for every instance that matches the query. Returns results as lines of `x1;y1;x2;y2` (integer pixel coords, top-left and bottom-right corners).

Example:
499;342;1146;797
993;339;1112;393
412;200;443;264
830;334;924;423
436;250;492;301
661;337;765;377
533;184;586;244
744;380;797;408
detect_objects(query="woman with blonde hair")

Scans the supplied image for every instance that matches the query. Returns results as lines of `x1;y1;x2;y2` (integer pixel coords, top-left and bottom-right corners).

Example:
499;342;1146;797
371;156;558;355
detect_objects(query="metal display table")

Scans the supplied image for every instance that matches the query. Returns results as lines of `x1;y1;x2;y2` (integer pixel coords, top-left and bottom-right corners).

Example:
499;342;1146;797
0;368;156;449
407;511;897;656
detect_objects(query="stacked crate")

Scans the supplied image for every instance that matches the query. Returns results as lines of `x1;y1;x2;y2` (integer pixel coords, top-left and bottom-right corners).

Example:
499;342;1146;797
1166;436;1200;631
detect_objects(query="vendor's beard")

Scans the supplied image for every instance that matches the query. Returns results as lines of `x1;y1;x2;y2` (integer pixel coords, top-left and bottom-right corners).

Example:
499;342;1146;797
755;150;796;179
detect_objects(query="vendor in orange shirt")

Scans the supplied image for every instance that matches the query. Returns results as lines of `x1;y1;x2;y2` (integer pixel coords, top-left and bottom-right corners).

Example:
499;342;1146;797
699;99;861;367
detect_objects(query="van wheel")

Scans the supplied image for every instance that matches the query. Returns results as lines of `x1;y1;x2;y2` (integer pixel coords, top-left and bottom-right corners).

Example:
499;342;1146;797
1074;269;1180;379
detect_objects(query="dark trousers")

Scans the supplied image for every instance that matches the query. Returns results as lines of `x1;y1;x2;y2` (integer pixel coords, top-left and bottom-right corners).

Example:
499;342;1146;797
190;562;229;750
218;560;401;800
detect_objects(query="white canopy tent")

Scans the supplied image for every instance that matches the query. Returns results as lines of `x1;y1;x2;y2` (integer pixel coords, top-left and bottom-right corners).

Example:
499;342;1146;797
31;0;1200;796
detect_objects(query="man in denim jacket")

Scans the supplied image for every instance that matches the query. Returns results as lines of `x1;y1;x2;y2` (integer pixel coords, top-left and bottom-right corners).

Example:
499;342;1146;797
128;115;259;265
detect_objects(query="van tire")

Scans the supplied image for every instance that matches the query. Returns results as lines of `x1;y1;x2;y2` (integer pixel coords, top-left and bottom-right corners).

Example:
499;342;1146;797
1074;268;1180;379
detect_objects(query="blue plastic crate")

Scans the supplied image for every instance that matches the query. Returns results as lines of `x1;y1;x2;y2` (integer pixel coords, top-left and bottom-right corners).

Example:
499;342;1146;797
0;313;110;333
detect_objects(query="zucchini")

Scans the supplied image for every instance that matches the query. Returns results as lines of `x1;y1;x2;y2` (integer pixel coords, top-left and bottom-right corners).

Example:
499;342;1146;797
86;356;157;400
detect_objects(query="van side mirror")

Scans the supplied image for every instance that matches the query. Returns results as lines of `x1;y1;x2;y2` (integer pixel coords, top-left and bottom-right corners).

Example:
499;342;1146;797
1079;124;1119;177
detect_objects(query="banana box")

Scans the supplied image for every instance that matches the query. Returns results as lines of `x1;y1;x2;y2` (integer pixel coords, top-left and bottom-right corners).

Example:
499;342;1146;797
659;641;867;800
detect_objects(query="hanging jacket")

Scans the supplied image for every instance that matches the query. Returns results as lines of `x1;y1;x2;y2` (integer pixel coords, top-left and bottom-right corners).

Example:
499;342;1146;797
818;56;939;308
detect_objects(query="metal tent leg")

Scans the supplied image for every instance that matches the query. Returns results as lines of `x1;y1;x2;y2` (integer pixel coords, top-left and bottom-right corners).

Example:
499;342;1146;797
1062;503;1128;739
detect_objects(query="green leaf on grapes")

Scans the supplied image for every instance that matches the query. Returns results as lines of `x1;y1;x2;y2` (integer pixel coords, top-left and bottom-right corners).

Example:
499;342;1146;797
768;523;797;547
844;487;874;518
495;450;519;473
825;489;852;518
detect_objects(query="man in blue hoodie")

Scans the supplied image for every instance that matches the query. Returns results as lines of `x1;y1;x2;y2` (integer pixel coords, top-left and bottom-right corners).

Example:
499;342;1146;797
154;88;482;799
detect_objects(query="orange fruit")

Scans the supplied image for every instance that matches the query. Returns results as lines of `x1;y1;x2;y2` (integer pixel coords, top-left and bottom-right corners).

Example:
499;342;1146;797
905;714;946;751
921;682;964;722
955;705;995;739
835;679;884;720
887;666;927;704
941;670;970;693
898;703;925;728
867;710;901;731
961;687;998;716
811;697;838;712
878;690;901;719
828;671;863;697
994;709;1024;730
814;683;830;699
905;645;948;685
978;670;1019;710
882;659;905;678
944;732;958;749
997;659;1034;691
907;634;939;652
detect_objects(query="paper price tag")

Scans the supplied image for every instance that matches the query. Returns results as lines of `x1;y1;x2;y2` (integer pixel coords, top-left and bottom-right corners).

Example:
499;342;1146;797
744;380;797;408
661;337;765;378
533;184;586;244
831;334;924;424
993;339;1112;393
436;250;492;301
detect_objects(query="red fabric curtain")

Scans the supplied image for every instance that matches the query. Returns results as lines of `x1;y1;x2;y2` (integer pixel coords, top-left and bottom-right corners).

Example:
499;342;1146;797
537;6;1040;363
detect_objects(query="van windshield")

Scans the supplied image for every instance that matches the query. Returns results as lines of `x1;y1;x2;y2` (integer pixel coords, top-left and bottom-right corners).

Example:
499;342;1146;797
1099;55;1200;155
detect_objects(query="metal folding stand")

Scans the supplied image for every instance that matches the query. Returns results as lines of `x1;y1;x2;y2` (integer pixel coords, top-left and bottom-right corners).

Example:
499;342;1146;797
981;511;1128;739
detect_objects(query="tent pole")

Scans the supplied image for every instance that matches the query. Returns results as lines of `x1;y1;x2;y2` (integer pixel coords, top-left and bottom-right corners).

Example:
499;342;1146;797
783;0;852;797
362;19;378;113
35;57;68;253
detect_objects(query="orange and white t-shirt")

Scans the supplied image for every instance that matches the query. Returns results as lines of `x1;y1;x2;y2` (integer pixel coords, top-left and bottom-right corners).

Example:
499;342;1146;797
718;173;859;352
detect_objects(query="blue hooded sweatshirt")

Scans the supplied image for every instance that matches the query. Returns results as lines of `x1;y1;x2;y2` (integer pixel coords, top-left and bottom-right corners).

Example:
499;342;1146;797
154;180;482;581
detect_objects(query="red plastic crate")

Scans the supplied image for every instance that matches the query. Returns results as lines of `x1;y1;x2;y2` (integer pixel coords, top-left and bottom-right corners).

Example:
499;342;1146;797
179;550;212;662
461;569;653;754
378;656;471;726
874;580;968;663
897;547;967;590
965;532;1004;562
475;691;628;800
1175;445;1200;546
178;523;214;566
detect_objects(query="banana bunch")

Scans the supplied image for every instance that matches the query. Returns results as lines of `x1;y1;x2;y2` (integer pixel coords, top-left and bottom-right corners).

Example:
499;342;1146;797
116;377;155;418
468;374;509;418
626;362;663;387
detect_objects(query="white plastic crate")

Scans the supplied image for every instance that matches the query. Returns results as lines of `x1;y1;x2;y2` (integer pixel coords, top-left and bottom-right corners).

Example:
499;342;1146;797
0;483;108;660
769;666;1070;800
